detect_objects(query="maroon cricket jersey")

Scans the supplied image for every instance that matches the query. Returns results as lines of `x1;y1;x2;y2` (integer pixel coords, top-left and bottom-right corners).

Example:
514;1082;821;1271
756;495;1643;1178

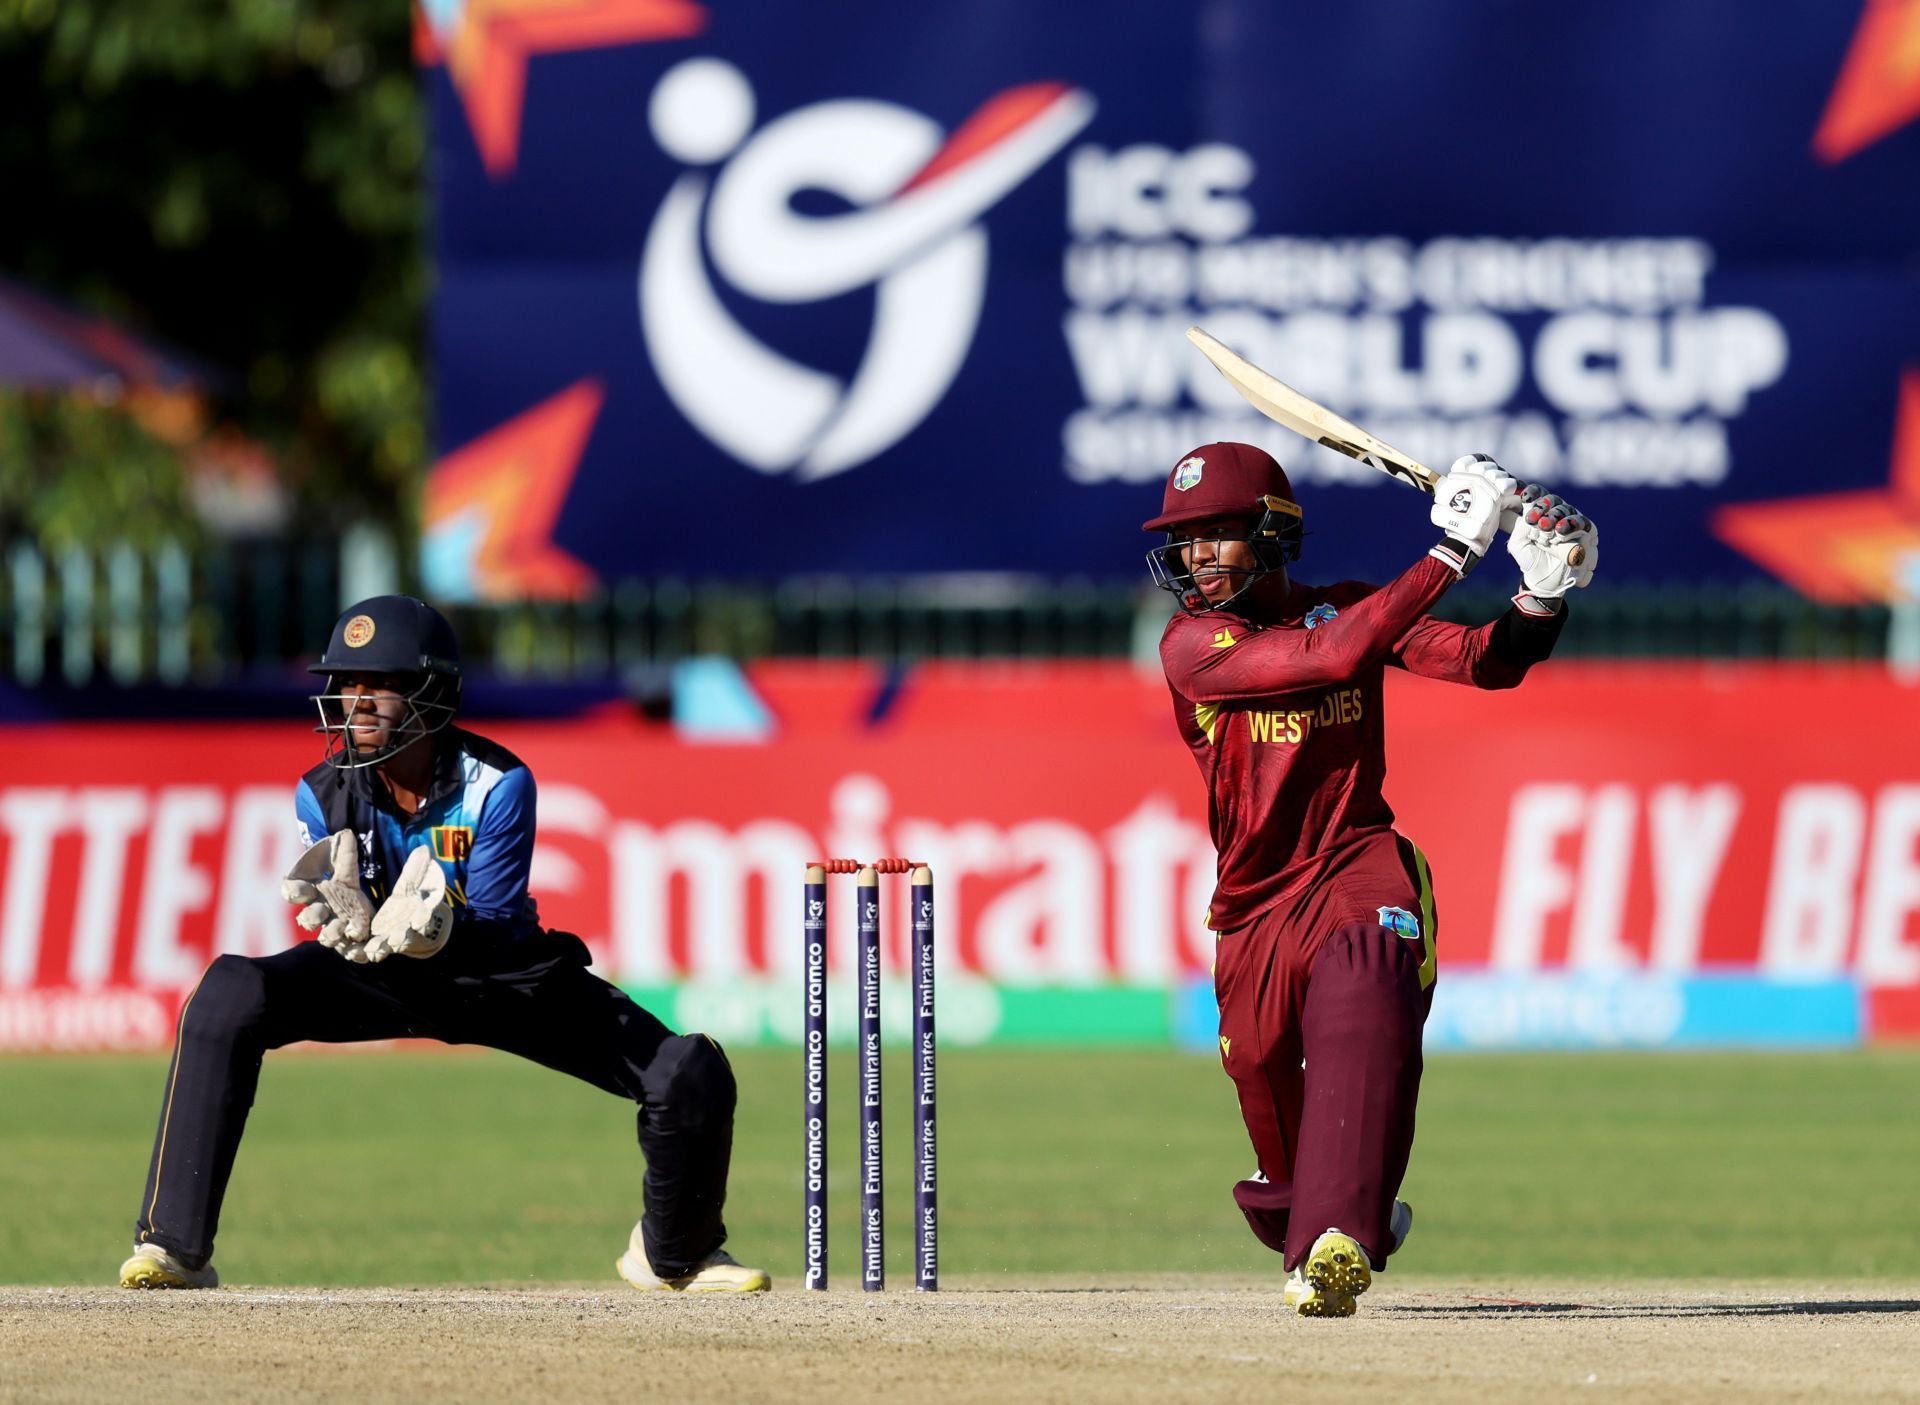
1162;554;1536;934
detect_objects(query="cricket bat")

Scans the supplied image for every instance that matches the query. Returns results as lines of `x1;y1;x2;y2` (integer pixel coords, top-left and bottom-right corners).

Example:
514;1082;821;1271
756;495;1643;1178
1184;324;1584;565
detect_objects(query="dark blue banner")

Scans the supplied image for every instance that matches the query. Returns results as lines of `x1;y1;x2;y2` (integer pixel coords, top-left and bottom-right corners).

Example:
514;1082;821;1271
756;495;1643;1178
424;1;1920;600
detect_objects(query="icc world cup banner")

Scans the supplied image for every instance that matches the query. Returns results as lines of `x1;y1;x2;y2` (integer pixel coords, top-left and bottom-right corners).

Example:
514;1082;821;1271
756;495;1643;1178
426;1;1920;599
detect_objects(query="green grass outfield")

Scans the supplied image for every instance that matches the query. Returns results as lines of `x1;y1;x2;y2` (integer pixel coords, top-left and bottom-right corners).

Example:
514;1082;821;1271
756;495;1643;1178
4;1047;1916;1285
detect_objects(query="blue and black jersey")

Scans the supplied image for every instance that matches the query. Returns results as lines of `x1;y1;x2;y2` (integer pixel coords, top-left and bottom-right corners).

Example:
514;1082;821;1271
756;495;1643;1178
294;726;542;946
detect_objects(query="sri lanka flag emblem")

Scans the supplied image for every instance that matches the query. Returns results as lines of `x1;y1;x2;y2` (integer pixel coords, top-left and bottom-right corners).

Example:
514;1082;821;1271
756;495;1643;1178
432;826;475;862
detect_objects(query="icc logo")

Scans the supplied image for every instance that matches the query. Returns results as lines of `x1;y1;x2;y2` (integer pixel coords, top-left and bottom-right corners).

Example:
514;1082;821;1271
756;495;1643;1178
641;58;1094;480
808;900;824;920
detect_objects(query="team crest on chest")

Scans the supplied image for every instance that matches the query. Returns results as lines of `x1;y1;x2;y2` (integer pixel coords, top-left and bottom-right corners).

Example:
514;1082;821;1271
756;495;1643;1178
431;825;474;862
1305;603;1339;630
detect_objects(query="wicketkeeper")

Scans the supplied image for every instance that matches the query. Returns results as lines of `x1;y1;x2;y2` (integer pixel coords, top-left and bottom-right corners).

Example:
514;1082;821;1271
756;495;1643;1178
1144;443;1596;1316
120;595;768;1293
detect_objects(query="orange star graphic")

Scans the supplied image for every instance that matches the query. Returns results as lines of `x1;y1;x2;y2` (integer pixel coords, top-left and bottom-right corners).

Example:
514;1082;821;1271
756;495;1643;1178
425;379;603;600
1711;370;1920;603
1812;0;1920;162
415;0;706;177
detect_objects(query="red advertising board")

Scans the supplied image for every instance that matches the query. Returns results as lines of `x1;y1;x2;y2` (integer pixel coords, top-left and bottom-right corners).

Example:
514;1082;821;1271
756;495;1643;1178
2;661;1917;1046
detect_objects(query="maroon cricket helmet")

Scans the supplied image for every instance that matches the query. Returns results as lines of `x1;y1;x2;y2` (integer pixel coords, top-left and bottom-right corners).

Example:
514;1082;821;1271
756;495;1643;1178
1142;442;1299;532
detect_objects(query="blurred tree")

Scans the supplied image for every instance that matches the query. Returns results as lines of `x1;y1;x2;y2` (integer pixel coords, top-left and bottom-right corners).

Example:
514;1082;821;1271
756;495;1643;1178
0;0;423;545
0;387;205;550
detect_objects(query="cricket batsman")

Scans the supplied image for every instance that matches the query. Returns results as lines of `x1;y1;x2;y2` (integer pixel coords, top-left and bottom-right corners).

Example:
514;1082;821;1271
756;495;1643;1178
1144;443;1596;1316
119;595;769;1293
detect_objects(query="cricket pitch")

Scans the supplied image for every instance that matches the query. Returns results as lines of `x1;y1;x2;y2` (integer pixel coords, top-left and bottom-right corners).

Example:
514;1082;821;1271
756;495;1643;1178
6;1278;1917;1405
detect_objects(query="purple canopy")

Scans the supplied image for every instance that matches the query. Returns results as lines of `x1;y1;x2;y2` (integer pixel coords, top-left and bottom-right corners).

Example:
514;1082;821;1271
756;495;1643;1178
0;274;209;389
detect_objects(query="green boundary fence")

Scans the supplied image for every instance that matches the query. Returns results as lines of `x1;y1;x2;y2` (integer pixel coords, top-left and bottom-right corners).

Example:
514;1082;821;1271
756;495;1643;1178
0;535;1903;684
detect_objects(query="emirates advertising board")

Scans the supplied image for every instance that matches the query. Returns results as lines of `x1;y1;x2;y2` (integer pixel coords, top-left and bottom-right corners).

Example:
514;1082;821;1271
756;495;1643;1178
2;664;1916;1052
426;1;1920;602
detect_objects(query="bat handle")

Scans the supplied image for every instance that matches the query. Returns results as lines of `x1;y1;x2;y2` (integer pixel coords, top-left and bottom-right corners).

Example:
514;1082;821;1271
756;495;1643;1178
1567;545;1586;567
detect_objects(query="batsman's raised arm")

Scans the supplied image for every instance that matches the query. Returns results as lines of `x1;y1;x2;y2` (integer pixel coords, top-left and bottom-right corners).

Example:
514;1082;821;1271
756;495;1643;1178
1149;448;1519;700
1164;557;1457;700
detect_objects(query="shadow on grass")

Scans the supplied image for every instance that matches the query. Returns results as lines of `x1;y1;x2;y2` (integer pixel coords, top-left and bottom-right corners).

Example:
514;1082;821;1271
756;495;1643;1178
1382;1297;1920;1319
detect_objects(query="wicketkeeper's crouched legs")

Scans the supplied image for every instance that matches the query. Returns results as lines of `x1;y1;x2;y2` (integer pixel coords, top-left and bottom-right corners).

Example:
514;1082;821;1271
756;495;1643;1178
1284;922;1425;1270
134;946;425;1265
484;966;738;1279
635;1034;738;1277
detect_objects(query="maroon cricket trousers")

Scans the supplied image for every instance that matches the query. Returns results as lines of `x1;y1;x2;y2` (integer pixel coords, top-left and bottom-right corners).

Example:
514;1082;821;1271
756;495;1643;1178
1213;832;1436;1270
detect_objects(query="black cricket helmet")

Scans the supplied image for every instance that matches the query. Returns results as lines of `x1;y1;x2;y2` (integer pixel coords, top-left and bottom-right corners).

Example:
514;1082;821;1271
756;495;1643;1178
308;596;462;769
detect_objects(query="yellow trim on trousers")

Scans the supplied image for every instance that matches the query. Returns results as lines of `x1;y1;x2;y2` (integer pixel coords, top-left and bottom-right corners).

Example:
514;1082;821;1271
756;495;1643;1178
1407;841;1438;990
141;974;206;1239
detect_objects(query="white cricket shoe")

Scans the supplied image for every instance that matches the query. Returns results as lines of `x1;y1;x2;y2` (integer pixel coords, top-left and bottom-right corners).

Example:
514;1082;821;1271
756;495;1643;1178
1282;1263;1353;1317
1388;1198;1413;1255
1302;1227;1372;1304
1287;1202;1410;1320
119;1243;218;1290
1280;1199;1411;1317
616;1224;770;1293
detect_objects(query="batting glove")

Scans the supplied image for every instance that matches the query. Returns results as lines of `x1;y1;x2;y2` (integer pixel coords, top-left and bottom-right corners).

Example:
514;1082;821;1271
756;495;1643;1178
1451;453;1524;523
1429;453;1519;573
1509;485;1598;598
365;846;454;962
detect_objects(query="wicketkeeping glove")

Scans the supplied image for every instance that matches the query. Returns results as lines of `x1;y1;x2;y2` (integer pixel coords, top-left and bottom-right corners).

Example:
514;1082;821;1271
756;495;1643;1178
1508;485;1598;597
281;830;375;957
364;846;454;962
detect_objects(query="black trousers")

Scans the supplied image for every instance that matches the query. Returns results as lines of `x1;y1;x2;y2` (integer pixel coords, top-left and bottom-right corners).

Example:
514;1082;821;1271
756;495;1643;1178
133;932;736;1278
